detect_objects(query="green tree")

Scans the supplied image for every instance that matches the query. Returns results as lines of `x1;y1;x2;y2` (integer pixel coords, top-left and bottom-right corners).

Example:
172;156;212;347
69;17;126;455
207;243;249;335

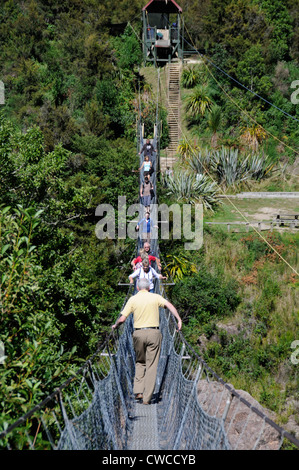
206;105;222;148
254;0;293;62
112;25;143;70
236;44;272;94
181;64;203;88
170;267;240;324
0;205;78;433
185;84;214;121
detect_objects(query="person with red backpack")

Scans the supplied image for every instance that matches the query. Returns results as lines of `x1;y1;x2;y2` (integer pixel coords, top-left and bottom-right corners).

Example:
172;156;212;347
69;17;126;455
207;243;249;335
128;259;166;293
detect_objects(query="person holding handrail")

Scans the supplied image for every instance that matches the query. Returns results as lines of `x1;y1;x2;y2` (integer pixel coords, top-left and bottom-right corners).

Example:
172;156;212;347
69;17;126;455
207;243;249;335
139;138;156;158
138;155;152;175
112;278;182;405
135;211;158;244
143;241;161;271
128;259;165;293
140;174;154;211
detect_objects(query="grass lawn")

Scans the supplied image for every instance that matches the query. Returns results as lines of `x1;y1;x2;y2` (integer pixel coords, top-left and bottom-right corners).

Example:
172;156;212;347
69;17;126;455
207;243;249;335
204;197;299;225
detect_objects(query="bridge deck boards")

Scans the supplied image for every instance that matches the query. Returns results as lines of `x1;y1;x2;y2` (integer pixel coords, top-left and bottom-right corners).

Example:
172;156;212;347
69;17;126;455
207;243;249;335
127;402;160;450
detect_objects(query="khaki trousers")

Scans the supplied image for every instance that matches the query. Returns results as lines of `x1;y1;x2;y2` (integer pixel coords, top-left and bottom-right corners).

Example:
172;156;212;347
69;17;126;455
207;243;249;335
141;232;151;243
132;329;162;403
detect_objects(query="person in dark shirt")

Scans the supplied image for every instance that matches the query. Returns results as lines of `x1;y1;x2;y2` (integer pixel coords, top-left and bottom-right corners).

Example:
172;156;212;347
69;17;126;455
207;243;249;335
143;241;161;271
139;139;156;157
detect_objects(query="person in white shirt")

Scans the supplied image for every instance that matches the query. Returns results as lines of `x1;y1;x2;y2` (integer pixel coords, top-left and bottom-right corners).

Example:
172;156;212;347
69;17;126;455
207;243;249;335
129;259;166;293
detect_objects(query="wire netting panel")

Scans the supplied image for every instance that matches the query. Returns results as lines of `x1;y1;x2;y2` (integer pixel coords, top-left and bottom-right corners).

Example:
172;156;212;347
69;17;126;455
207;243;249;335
57;384;114;450
57;316;136;450
155;315;230;450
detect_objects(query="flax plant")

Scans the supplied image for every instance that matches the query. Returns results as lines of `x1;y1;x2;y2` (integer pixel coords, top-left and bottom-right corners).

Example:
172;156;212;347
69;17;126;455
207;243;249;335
184;147;275;189
164;170;220;211
185;84;214;119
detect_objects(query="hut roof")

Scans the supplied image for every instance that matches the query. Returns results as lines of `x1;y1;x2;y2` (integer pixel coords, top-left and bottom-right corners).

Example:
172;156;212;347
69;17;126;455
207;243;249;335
142;0;182;14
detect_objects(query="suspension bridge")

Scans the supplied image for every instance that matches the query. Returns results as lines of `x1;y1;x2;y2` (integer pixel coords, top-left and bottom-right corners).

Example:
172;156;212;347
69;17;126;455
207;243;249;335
0;69;298;451
1;2;299;451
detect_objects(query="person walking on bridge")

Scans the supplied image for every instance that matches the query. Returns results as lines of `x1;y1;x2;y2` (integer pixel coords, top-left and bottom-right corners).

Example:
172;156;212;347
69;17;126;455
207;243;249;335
136;211;158;244
112;278;182;405
128;259;165;293
140;174;154;211
138;155;152;176
139;138;156;158
143;241;161;271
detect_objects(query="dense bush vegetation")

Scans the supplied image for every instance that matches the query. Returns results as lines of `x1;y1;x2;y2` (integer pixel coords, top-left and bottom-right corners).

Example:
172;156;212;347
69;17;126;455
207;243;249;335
0;0;149;433
170;266;240;323
179;0;299;163
161;223;299;417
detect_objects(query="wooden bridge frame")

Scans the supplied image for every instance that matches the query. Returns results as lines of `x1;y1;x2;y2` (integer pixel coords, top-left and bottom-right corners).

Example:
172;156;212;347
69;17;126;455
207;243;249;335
142;0;184;65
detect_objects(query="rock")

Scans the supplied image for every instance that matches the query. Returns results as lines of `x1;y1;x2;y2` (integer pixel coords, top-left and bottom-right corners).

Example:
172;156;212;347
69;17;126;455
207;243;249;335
288;157;299;176
217;321;240;336
197;380;282;450
197;334;209;353
283;398;299;441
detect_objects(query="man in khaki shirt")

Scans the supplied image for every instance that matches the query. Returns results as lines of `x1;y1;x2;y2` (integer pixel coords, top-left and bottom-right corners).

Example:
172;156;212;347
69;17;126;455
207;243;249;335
112;278;182;405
